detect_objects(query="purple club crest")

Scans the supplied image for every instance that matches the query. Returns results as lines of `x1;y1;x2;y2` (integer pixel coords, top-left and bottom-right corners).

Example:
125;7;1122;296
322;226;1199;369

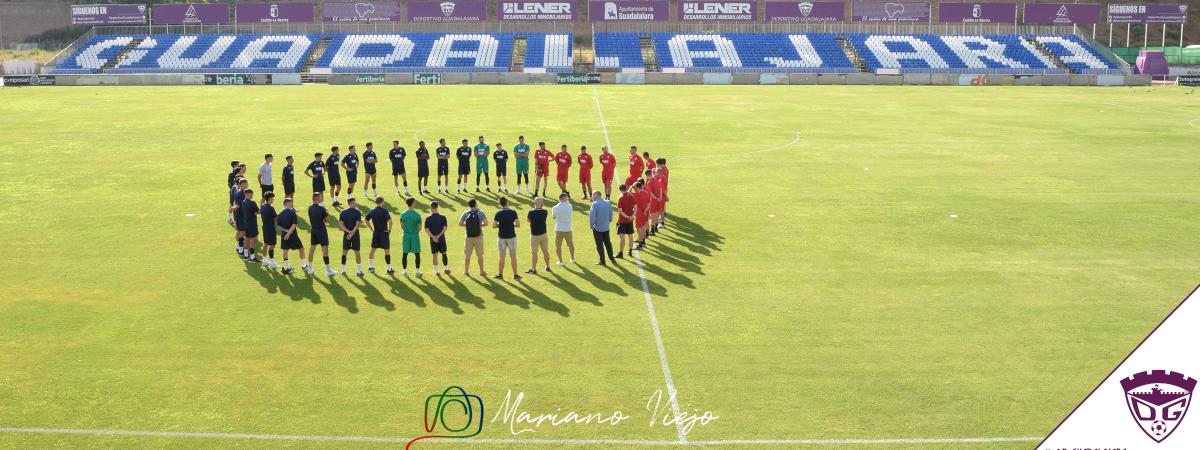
1121;370;1195;443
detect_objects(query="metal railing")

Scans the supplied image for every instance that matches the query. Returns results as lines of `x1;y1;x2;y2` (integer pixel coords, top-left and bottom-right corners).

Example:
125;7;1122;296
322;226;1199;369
42;27;97;73
1072;24;1133;75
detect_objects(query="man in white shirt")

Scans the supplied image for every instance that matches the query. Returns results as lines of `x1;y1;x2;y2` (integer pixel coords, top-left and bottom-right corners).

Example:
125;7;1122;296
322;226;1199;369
258;154;274;194
550;192;576;265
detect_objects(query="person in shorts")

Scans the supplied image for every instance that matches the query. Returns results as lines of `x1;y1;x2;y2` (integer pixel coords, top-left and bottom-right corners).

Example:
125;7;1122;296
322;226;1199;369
399;197;423;276
425;201;450;275
492;196;521;280
615;184;636;259
259;192;279;269
435;139;451;194
458;199;489;276
276;197;307;275
551;192;576;265
526;196;551;274
513;136;531;194
337;197;364;276
364;195;394;274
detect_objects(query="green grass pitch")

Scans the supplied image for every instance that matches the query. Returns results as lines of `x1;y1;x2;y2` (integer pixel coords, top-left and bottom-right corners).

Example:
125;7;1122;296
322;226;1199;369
1;85;1198;449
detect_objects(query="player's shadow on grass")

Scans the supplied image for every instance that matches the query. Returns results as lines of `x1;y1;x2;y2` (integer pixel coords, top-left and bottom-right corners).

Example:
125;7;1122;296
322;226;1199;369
347;275;396;311
314;275;359;313
374;273;429;309
564;264;627;298
244;263;321;304
470;276;571;317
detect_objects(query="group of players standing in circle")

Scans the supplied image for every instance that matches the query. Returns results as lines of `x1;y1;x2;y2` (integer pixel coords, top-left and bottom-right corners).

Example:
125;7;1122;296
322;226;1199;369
225;135;670;281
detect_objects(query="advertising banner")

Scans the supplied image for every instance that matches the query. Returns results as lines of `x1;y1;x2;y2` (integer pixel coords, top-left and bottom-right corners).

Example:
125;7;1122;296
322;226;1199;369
677;1;757;21
557;72;601;84
2;75;56;87
152;3;231;25
499;1;576;20
355;73;387;84
1107;4;1188;24
323;2;402;22
235;3;315;23
204;74;265;85
1023;3;1102;25
1178;75;1200;86
414;73;444;84
71;4;147;25
938;3;1017;23
851;2;930;22
408;1;488;22
764;1;844;22
589;0;670;21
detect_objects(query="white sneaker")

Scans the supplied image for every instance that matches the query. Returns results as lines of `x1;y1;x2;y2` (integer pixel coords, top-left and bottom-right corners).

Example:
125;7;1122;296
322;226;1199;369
261;259;268;267
269;260;279;270
326;267;336;277
571;259;576;264
401;269;408;276
415;270;423;277
356;271;364;277
341;270;347;276
306;266;314;275
557;261;563;266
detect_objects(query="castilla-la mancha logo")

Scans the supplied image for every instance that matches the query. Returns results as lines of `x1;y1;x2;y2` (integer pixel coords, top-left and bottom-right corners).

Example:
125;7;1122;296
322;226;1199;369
1121;370;1195;443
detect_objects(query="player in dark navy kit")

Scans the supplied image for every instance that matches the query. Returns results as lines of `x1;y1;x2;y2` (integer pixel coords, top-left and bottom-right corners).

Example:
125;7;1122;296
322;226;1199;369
276;198;307;275
435;139;451;194
362;142;378;198
415;141;431;194
325;146;343;208
240;189;260;263
282;155;296;199
493;143;509;193
306;193;337;277
365;196;394;274
342;145;360;201
456;139;472;193
230;178;248;257
338;197;365;277
228;160;241;189
304;152;326;206
259;192;279;270
390;140;410;197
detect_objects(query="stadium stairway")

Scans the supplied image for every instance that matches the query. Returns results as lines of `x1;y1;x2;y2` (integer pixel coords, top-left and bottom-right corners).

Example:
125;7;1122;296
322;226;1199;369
510;36;527;72
97;37;144;74
639;36;659;72
1024;37;1072;74
302;36;332;83
836;36;869;73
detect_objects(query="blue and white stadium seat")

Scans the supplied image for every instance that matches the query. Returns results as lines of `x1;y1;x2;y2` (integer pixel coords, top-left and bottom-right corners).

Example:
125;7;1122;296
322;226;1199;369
53;34;319;74
314;33;572;73
845;33;1064;74
1030;35;1121;74
594;32;856;73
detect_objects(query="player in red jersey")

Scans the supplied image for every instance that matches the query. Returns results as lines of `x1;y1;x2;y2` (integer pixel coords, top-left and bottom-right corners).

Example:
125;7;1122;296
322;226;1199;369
533;142;553;197
614;184;636;258
643;152;657;173
625;146;644;188
647;167;666;234
577;145;594;200
598;146;617;199
633;180;651;250
554;144;572;198
655;158;669;228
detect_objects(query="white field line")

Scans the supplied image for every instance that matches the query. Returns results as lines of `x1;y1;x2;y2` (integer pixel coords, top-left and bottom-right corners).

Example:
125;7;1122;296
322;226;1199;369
591;86;688;444
1188;118;1200;129
0;428;1042;445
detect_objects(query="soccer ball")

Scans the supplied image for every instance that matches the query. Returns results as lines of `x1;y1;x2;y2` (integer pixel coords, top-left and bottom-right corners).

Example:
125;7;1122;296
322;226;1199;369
1150;419;1168;435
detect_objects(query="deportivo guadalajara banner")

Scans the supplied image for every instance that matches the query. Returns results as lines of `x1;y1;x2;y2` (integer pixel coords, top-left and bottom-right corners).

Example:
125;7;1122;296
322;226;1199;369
152;3;230;25
1022;3;1102;25
322;1;402;22
851;1;930;22
764;1;844;22
1107;4;1188;24
499;1;576;20
235;2;316;23
408;0;487;21
71;4;146;25
938;3;1017;24
677;1;757;21
588;0;670;21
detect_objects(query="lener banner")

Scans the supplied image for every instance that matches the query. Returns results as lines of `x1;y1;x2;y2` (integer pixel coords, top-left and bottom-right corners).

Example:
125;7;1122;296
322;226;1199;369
1023;3;1102;25
408;1;487;22
323;2;402;22
588;0;669;21
852;2;930;22
1107;4;1188;24
71;4;147;25
499;1;576;20
677;1;757;21
152;3;231;25
938;3;1017;24
764;1;844;22
235;2;315;23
